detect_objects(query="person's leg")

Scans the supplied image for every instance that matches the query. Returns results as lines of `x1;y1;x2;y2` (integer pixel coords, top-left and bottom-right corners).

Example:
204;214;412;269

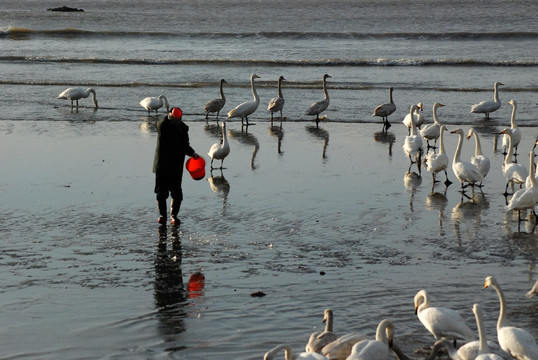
169;178;183;225
155;172;169;224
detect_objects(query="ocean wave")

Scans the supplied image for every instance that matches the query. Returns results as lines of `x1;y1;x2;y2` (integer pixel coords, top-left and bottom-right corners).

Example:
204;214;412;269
0;55;536;67
1;26;537;41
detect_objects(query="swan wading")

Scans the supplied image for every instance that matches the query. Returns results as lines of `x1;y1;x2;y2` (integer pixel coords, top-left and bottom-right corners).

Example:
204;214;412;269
207;122;230;169
139;94;169;114
451;128;483;191
204;79;227;120
373;87;396;132
424;125;451;186
470;81;503;119
57;87;98;108
227;74;260;126
499;128;528;195
402;104;423;164
506;151;538;221
420;103;444;149
305;74;331;126
268;75;286;123
466;127;490;186
403;102;424;134
501;99;521;156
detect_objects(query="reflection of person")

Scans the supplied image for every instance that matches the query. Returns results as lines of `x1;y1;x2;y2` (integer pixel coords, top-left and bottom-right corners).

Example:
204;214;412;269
153;107;200;225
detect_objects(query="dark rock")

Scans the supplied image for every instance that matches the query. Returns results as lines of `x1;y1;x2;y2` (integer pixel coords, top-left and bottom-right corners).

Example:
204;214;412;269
47;6;84;12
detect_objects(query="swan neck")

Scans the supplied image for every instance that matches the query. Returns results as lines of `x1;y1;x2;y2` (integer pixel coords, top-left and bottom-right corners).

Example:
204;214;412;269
473;132;483;156
325;311;334;332
219;81;225;100
409;108;417;135
389;88;393;104
251;77;259;102
494;83;500;103
510;104;517;127
277;78;283;98
474;308;489;354
493;284;508;331
439;129;446;155
323;77;329;100
222;125;228;145
433;107;440;124
530;153;537;187
504;133;513;165
454;132;464;164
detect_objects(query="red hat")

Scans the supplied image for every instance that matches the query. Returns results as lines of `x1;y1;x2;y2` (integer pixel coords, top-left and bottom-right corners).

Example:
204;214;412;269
170;107;182;118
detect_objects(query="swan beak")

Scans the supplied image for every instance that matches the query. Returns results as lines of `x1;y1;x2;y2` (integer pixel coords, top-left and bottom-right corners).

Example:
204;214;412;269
439;104;445;107
414;306;418;315
499;129;507;135
483;281;489;289
388;338;394;348
450;129;458;134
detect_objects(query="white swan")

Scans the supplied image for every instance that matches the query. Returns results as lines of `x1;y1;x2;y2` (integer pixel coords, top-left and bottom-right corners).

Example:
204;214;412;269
268;75;286;122
403;103;424;134
139;94;169;114
373;87;396;131
321;333;365;360
345;319;394;360
57;87;98;108
305;74;331;125
501;99;522;156
420;103;444;148
499;128;528;195
526;280;538;298
306;309;338;354
471;82;503;118
429;338;509;360
402;104;423;164
484;276;538;360
525;139;538;188
414;289;475;342
204;79;227;119
207;122;230;169
451;128;484;190
473;303;506;360
264;344;328;360
424;125;451;185
227;74;260;126
466;127;490;185
507;151;538;221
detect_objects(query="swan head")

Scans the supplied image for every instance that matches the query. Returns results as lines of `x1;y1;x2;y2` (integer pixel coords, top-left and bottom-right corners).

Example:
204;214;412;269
220;78;227;84
508;99;516;107
494;81;504;88
323;309;333;324
414;289;428;313
433;102;444;110
451;128;463;135
484;276;498;289
439;125;447;133
322;73;331;80
417;102;424;111
251;74;260;80
278;75;286;82
466;127;475;140
499;127;511;136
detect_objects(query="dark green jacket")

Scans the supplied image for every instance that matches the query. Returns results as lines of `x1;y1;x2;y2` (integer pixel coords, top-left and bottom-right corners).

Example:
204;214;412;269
153;116;195;175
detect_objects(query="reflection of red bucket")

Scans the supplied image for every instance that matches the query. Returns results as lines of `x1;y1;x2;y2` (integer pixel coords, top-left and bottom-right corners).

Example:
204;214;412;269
188;272;205;298
185;157;206;180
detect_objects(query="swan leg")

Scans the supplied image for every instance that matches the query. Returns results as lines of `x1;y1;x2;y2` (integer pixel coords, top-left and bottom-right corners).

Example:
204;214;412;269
444;170;452;186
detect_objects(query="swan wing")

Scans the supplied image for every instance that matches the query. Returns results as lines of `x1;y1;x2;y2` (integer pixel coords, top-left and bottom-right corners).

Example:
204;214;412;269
306;99;329;116
204;98;225;113
373;103;396;117
57;87;86;100
471;100;501;114
418;306;475;340
420;123;441;139
227;101;259;118
268;97;285;112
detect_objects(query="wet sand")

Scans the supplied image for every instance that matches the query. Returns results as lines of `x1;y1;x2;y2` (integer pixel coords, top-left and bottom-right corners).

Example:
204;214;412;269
0;117;537;359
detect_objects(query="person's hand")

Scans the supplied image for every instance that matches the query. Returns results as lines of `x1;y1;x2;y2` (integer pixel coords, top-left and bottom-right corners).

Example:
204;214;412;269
192;153;200;159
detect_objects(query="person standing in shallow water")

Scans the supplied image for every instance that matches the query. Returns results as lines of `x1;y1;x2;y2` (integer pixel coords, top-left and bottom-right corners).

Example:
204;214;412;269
153;107;200;225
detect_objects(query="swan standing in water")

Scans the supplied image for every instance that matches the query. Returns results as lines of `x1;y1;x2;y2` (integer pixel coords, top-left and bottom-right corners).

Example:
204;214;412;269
466;127;490;186
470;81;503;119
204;79;227;120
484;276;538;360
501;99;521;156
57;87;98;108
264;344;328;360
306;309;338;354
499;128;528;195
402;103;424;134
207;122;230;169
473;303;506;360
451;128;483;191
305;74;331;126
414;289;475;342
268;75;286;123
139;94;169;114
424;125;451;186
420;103;445;149
345;319;394;360
227;74;260;126
402;104;423;164
373;87;396;132
507;151;538;221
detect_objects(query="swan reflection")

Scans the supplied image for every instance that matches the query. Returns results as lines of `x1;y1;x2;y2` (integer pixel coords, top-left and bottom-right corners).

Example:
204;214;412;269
451;193;489;246
306;125;329;160
269;124;284;155
425;188;448;235
404;168;422;212
373;130;396;157
208;169;230;214
228;128;259;170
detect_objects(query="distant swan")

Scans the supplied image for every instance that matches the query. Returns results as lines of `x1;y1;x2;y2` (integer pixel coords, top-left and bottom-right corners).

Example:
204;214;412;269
264;344;328;360
227;74;260;126
484;276;538;360
305;74;331;125
451;128;483;190
499;128;528;195
346;319;394;360
414;289;475;342
466;127;490;186
403;103;424;134
373;87;396;132
402;104;423;164
420;103;444;149
501;99;521;156
57;87;98;108
470;81;503;118
268;75;286;122
208;122;230;169
506;151;538;221
139;94;169;114
305;309;337;354
424;125;451;185
204;79;227;120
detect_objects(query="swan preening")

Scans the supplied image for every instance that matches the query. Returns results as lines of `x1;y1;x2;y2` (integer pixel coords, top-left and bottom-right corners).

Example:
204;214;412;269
470;81;503;118
139;94;169;114
268;75;286;122
204;79;227;119
414;289;475;342
57;87;98;108
305;309;337;353
484;276;538;360
207;121;230;169
305;74;331;125
227;73;260;126
373;87;396;132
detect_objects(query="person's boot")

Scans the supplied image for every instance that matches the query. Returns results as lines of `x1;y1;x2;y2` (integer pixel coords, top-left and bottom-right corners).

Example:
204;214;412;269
157;199;167;224
170;199;181;225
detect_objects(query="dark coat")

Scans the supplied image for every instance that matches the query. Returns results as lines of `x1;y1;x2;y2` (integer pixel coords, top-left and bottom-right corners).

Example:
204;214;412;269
153;115;195;176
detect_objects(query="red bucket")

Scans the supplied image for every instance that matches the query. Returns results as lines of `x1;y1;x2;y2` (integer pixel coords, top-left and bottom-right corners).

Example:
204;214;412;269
185;156;206;180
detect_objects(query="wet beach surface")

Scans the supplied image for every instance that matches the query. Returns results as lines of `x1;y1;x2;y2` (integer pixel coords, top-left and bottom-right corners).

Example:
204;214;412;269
0;114;536;359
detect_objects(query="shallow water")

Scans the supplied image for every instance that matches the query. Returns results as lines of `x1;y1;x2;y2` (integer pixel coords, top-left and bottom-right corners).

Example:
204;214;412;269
0;116;537;359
